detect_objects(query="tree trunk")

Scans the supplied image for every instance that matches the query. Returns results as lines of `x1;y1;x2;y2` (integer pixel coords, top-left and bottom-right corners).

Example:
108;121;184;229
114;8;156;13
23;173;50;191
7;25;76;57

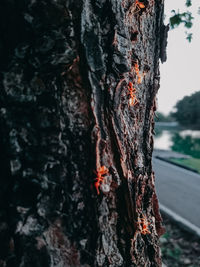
0;0;165;266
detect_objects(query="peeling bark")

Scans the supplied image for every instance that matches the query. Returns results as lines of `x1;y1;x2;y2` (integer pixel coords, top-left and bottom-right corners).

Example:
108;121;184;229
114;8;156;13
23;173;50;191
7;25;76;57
0;0;165;266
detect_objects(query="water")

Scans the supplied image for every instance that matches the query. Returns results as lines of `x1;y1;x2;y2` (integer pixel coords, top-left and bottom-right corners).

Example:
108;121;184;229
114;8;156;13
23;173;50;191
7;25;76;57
154;128;200;159
154;130;173;150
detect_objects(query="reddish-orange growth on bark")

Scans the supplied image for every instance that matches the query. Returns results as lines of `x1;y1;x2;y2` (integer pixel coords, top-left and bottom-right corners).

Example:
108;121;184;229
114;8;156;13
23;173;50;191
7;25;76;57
128;82;139;106
134;63;142;84
94;166;109;195
135;0;145;9
137;215;151;235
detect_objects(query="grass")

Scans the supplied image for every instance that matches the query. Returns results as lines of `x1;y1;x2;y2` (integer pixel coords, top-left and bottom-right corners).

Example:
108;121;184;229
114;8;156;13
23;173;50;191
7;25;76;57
169;157;200;173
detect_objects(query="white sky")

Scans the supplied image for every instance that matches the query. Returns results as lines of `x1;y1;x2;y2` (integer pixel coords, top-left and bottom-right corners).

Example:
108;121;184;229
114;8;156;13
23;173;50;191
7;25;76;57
158;0;200;114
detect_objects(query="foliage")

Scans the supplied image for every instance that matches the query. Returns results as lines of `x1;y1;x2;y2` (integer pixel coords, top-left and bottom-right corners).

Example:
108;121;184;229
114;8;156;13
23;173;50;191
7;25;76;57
155;111;174;122
169;0;196;42
172;91;200;128
170;10;193;29
185;0;192;8
171;132;200;158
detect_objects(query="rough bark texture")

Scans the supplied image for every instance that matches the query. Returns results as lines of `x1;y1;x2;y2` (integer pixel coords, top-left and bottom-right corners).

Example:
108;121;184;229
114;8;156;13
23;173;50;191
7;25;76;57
0;0;165;266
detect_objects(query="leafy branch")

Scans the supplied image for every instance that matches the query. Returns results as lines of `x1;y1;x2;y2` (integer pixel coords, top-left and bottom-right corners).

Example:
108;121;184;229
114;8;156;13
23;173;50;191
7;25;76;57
169;0;196;42
170;10;194;42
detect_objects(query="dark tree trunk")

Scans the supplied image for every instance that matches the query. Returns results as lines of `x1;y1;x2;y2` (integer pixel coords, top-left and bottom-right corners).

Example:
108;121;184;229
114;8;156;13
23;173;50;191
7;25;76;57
0;0;165;266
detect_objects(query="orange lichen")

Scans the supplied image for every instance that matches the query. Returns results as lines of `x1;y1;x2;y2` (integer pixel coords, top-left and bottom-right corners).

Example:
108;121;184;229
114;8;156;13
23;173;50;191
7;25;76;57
128;82;139;106
94;166;109;195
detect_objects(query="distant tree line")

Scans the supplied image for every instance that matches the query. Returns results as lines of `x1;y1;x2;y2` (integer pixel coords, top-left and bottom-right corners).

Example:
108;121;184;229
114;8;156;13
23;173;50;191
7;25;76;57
155;112;174;123
172;91;200;128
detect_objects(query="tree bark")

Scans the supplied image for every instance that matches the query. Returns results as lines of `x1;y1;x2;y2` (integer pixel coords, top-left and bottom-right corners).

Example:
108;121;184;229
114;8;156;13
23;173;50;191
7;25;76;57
0;0;165;266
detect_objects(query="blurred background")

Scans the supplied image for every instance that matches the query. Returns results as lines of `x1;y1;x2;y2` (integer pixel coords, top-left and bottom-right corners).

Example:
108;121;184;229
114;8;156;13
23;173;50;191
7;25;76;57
155;0;200;177
154;1;200;266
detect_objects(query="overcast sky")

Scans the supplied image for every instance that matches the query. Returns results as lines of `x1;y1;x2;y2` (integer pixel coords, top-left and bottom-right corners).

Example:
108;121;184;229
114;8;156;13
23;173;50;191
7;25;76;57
158;0;200;114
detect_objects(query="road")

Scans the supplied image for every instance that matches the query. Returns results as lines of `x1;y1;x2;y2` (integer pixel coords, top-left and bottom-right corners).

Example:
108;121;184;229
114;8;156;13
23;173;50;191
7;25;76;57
153;157;200;229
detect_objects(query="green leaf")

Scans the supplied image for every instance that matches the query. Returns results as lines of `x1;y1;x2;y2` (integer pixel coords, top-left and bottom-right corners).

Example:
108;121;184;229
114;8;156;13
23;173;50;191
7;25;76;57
169;10;194;30
186;32;192;42
170;13;182;28
185;0;192;7
184;21;193;28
